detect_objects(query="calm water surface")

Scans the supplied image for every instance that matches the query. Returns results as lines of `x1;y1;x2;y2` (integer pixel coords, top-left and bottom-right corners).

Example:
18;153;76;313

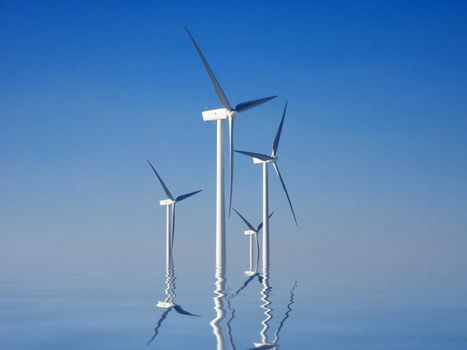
1;256;466;349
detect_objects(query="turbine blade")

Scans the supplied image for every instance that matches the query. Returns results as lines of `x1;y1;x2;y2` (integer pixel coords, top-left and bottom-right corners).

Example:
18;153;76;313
146;308;172;346
273;162;297;225
147;160;174;200
232;208;256;231
272;101;287;156
257;211;274;232
273;281;298;344
234;95;277;113
173;304;200;317
234;150;274;162
255;233;260;271
228;116;234;218
234;274;257;295
176;189;202;202
185;27;232;111
171;204;176;251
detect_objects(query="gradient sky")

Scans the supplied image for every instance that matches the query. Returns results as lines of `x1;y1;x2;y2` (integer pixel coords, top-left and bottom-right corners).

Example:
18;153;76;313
1;1;467;288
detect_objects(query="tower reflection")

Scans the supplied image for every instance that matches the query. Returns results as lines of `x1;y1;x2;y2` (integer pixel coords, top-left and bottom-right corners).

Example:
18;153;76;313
147;252;199;346
210;242;298;349
251;237;298;350
211;264;228;350
256;267;273;348
251;276;297;349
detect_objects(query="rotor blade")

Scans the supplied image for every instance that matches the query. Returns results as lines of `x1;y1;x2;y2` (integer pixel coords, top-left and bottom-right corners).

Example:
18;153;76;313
273;162;298;225
225;295;236;350
232;208;256;231
234;274;257;296
228;116;234;218
147;160;174;200
171;204;176;251
273;281;298;344
272;100;287;156
185;27;232;111
173;304;200;317
234;150;274;162
255;233;260;271
234;95;277;113
176;189;202;202
257;211;275;232
146;308;172;346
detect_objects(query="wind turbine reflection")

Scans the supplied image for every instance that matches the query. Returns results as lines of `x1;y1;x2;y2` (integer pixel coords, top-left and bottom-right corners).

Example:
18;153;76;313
251;272;298;350
210;259;298;349
147;254;199;346
211;265;228;350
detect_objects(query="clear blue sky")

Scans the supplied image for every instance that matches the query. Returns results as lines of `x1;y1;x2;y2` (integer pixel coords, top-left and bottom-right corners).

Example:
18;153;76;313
1;1;466;285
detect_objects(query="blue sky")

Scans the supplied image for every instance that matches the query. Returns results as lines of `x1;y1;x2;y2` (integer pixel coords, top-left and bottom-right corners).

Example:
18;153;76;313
1;1;467;285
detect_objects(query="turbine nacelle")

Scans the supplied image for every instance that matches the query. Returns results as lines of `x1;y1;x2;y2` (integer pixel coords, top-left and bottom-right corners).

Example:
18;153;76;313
253;342;277;349
202;107;228;121
244;229;257;236
202;107;238;122
253;156;277;164
156;301;175;308
159;198;176;206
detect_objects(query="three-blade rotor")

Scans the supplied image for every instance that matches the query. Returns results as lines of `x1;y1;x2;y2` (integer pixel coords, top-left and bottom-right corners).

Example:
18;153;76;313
147;160;202;250
235;102;298;225
233;208;274;233
185;27;276;218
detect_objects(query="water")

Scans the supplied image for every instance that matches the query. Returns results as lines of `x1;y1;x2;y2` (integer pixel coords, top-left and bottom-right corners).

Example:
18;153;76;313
1;249;467;350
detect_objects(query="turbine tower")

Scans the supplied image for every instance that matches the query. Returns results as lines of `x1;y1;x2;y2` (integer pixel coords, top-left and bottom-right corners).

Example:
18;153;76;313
235;101;297;269
147;160;202;270
185;28;276;267
233;208;274;276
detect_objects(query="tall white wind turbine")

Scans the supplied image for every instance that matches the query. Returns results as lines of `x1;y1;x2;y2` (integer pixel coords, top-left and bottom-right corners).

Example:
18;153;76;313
235;101;297;269
185;28;276;267
233;208;274;276
147;160;202;269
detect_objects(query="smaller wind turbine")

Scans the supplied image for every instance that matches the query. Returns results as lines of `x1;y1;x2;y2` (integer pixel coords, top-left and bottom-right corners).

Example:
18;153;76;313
233;208;274;276
235;101;297;269
147;160;202;270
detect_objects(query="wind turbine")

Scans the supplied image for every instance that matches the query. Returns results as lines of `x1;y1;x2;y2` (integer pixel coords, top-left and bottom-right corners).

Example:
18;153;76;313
147;160;202;270
185;27;277;267
235;101;297;269
233;208;274;276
